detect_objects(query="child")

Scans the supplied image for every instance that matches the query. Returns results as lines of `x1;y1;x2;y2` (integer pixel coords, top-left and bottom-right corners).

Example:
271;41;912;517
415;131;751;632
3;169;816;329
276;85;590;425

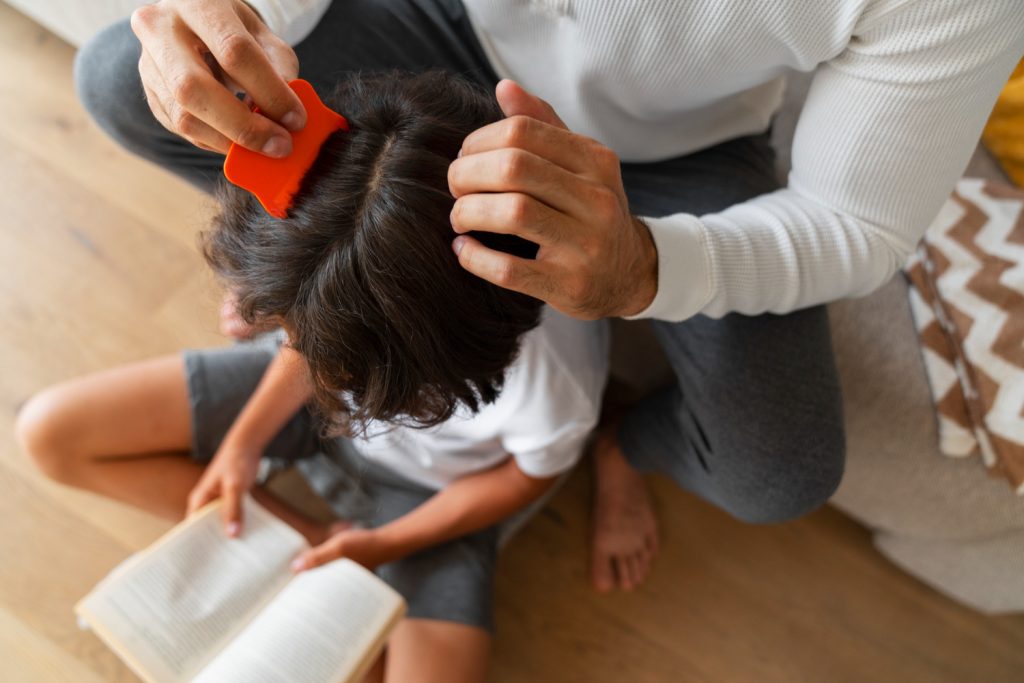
16;70;608;682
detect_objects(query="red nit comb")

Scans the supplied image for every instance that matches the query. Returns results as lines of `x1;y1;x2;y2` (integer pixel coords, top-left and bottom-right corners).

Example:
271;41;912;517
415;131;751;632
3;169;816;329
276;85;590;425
223;79;348;219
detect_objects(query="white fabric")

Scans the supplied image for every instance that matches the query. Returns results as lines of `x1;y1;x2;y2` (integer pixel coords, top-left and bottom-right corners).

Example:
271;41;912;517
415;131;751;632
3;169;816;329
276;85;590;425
349;308;609;490
244;0;330;45
256;0;1024;321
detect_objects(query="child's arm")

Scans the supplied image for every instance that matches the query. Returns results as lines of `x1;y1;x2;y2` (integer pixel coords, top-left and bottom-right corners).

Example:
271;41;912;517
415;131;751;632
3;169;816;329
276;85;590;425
292;458;557;571
187;344;313;535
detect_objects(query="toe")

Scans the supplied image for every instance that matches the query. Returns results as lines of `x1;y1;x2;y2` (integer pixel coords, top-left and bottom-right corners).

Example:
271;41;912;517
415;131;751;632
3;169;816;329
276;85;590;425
615;556;635;592
633;551;652;585
591;552;615;593
646;530;661;557
627;554;646;590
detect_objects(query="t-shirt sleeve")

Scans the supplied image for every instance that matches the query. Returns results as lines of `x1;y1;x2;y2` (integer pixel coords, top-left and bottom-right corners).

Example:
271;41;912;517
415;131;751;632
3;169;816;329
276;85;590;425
498;328;605;479
507;418;596;480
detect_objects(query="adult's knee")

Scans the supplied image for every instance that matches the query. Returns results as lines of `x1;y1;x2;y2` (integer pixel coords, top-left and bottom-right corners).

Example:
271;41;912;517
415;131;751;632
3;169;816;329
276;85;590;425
74;20;151;155
716;424;847;525
15;389;82;484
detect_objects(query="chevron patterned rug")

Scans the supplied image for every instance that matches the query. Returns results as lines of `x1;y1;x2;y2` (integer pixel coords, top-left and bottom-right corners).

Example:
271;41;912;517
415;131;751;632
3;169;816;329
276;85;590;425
906;179;1024;493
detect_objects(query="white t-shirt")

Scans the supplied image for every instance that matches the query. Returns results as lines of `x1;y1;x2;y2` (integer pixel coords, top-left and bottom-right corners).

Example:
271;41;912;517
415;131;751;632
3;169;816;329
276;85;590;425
348;308;609;490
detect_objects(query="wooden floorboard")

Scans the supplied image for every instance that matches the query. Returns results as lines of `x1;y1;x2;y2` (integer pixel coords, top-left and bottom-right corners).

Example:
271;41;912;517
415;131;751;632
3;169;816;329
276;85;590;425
2;3;1023;681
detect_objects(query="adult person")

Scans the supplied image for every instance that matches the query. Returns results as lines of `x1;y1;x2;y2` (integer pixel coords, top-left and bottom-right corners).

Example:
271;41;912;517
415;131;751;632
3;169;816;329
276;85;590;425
74;0;1024;593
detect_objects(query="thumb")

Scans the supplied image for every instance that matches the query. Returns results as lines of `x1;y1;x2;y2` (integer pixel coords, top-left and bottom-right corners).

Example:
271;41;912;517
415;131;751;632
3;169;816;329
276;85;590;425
291;537;342;573
495;79;567;130
187;481;215;517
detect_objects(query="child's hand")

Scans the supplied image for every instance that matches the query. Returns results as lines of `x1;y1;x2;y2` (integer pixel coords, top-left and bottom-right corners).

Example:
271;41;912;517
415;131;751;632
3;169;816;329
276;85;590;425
186;441;263;537
290;528;386;572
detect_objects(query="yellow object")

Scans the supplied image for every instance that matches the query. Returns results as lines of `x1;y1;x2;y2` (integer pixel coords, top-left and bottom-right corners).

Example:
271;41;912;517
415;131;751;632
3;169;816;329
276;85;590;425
983;60;1024;187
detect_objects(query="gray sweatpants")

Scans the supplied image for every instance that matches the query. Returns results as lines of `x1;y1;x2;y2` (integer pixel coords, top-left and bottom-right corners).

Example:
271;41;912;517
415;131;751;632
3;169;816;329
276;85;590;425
74;0;844;525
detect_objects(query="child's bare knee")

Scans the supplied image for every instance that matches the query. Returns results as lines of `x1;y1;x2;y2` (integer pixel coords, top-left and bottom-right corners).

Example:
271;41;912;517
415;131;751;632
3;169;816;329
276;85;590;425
15;390;82;483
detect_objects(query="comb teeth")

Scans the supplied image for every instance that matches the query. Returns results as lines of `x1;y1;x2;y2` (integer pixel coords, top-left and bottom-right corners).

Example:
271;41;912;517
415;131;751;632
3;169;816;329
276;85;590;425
223;79;348;219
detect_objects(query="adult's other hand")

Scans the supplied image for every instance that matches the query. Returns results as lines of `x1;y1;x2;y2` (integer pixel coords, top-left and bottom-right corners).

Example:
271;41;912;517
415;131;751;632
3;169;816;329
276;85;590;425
130;0;306;156
448;80;658;320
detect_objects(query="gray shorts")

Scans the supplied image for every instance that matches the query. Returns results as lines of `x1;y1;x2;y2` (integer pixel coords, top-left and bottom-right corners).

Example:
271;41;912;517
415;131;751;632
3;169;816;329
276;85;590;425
183;336;499;632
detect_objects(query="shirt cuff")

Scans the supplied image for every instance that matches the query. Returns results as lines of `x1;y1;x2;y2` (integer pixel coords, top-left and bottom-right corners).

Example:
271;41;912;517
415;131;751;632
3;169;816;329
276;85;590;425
623;213;713;322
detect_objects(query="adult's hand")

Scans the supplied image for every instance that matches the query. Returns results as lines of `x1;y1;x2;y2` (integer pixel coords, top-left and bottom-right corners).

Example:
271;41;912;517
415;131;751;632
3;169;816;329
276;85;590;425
448;80;658;320
130;0;306;156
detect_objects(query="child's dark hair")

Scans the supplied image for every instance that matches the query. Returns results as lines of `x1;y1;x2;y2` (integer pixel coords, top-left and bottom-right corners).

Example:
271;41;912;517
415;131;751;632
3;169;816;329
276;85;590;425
203;70;542;432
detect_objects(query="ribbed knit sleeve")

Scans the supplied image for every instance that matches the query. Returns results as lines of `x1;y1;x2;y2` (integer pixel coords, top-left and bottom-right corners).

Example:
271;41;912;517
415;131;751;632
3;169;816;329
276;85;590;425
633;0;1024;321
244;0;331;45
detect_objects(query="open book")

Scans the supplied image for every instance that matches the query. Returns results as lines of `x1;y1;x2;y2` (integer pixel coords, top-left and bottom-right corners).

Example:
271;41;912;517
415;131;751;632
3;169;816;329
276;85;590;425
76;497;406;683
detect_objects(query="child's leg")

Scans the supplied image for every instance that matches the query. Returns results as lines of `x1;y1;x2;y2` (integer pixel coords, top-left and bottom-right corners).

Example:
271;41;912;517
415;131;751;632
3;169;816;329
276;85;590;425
15;354;330;541
16;355;202;518
384;619;491;683
353;471;500;682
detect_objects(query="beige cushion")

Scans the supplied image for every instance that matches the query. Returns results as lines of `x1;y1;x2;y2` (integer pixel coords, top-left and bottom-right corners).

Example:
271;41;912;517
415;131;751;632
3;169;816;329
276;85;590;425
830;276;1024;541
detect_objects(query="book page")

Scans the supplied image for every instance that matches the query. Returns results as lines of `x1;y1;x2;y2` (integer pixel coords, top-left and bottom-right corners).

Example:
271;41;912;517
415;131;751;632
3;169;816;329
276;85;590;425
194;559;406;683
76;497;307;683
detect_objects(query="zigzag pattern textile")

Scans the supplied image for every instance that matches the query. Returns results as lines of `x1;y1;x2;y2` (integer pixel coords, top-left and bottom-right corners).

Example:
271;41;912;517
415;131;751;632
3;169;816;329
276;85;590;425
906;179;1024;492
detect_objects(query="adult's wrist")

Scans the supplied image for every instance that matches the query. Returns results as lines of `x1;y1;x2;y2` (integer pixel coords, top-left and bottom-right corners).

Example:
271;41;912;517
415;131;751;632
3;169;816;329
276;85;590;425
620;216;659;317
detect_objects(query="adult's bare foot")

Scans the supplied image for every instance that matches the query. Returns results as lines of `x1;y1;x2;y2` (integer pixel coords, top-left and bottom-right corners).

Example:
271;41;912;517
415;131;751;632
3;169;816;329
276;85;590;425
590;421;660;593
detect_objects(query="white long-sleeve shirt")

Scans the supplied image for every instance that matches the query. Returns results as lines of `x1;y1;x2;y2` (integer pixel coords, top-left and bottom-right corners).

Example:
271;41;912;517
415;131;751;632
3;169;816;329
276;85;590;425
248;0;1024;322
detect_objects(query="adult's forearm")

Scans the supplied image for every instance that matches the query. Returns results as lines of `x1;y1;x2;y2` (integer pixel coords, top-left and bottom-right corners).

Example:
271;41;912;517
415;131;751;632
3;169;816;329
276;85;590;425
630;187;912;322
630;1;1024;323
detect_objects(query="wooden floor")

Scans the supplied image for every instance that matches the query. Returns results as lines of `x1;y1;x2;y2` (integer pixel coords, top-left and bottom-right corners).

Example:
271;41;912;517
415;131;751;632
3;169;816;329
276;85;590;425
3;5;1024;681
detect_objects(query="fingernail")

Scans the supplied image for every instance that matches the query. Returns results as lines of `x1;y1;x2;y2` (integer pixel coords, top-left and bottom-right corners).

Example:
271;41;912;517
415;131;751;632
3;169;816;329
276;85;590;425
452;236;466;256
290;557;306;572
261;135;290;158
226;521;240;537
281;109;304;131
